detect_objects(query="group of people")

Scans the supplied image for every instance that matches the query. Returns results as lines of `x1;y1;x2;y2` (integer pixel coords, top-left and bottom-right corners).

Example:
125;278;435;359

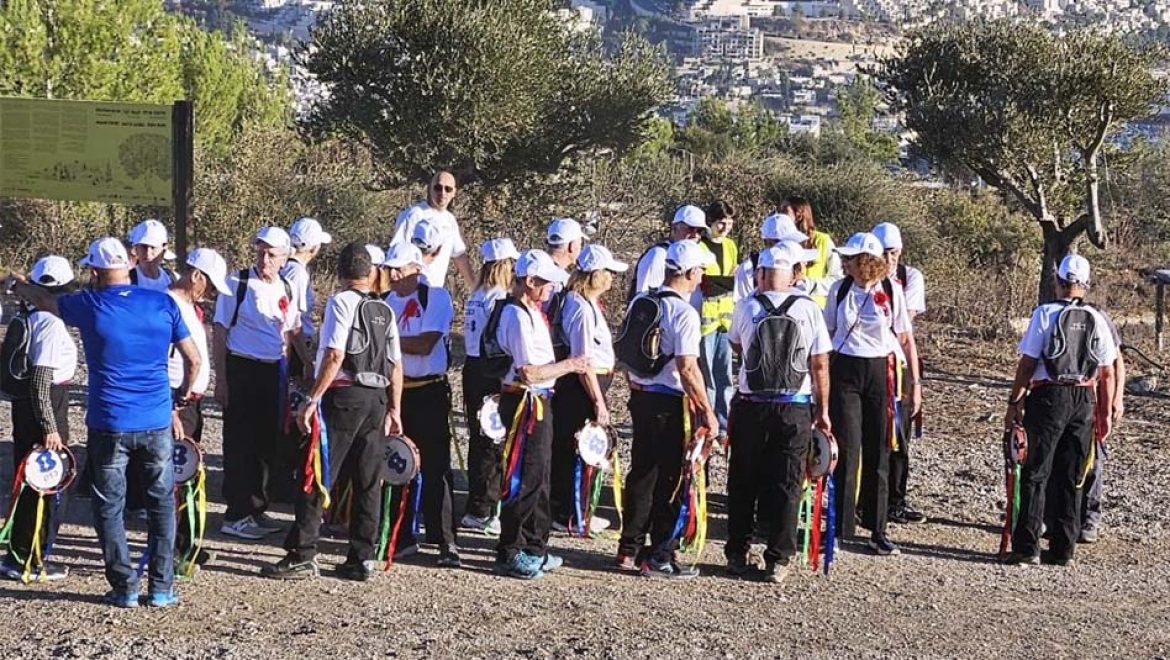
0;169;1124;606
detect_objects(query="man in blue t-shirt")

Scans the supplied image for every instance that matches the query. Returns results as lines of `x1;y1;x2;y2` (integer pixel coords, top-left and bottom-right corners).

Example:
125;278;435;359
8;237;201;608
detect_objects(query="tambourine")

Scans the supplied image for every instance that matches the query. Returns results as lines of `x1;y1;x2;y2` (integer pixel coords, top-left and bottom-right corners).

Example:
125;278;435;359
24;446;76;495
575;423;612;470
172;437;203;485
807;429;839;479
478;394;507;444
384;435;421;486
1004;424;1028;466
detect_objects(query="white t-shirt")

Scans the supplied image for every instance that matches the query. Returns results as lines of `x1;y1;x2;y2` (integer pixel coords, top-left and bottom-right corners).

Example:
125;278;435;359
629;287;701;394
896;265;926;315
559;291;615;370
281;259;316;337
316;289;403;383
733;258;755;302
1018;301;1118;382
384;284;453;378
391;201;468;289
824;278;912;358
27;310;77;384
132;266;175;292
166;291;211;394
464;286;506;358
213;268;299;362
729;291;831;395
633;243;669;296
498;301;557;390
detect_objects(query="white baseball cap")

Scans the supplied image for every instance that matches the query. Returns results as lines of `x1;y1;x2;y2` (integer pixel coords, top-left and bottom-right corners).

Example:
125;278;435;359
577;244;628;273
757;246;795;272
30;255;75;286
762;213;808;242
665;240;716;273
1058;254;1091;285
410;219;444;255
481;238;520;263
835;232;884;258
547;218;587;247
872;222;903;251
186;247;231;295
515;249;570;285
129;219;168;248
80;237;131;270
365;244;386;265
289;217;332;249
778;240;819;265
672;205;708;230
758;242;818;271
382;241;425;269
254;226;292;251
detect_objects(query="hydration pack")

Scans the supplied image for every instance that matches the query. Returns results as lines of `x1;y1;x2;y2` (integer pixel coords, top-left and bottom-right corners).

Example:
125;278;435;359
480;296;527;382
343;292;397;388
1042;299;1104;383
614;290;680;378
0;309;32;401
626;241;670;302
744;294;809;395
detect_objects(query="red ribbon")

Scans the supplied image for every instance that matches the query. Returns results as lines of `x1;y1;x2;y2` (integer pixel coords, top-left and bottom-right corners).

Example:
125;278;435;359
302;413;319;495
810;478;824;571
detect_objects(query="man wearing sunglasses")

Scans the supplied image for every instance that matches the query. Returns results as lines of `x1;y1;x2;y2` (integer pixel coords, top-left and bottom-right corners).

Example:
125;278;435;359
390;170;476;291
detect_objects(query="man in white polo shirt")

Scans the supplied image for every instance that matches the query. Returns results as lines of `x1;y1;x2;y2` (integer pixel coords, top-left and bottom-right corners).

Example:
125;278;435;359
128;219;178;291
283;217;332;384
213;227;300;540
391;170;475;290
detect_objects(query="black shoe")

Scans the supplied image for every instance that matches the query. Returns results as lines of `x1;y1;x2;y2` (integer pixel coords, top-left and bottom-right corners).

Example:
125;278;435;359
725;555;753;578
889;506;927;525
334;561;371;582
437;548;462;569
1040;550;1075;567
195;549;216;566
260;556;319;580
866;536;900;556
640;557;699;580
1002;551;1040;566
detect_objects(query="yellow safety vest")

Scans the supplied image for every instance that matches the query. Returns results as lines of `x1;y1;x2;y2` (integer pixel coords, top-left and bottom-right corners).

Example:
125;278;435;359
699;237;739;335
804;231;833;309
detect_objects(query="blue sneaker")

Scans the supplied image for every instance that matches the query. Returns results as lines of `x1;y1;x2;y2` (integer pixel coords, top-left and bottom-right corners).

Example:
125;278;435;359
103;590;140;609
147;590;180;608
505;552;544;580
541;552;564;573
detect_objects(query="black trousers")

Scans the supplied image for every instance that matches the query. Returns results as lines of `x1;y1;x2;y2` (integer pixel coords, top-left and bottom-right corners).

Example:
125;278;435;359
173;393;203;560
888;373;913;511
550;374;612;525
8;385;71;564
284;386;387;562
462;357;501;520
617;390;686;563
222;354;282;522
1013;386;1093;558
393;379;457;549
829;354;891;540
496;390;553;562
726;398;812;563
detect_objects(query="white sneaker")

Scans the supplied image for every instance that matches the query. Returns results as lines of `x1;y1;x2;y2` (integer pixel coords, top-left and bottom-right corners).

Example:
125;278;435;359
589;517;611;534
392;543;419;560
220;516;267;540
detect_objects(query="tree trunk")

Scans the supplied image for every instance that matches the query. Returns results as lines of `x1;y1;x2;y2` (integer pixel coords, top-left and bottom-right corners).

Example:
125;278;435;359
1038;216;1089;304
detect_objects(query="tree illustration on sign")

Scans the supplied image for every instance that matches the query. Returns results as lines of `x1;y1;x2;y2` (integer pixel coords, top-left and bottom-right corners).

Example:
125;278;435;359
117;133;170;195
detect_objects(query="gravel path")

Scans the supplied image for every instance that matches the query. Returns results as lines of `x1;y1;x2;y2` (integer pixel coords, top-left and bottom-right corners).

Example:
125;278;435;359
0;336;1168;659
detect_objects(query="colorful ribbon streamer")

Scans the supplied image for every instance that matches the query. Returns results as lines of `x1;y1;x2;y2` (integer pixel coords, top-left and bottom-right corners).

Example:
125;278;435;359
303;404;332;510
824;474;837;575
500;391;542;504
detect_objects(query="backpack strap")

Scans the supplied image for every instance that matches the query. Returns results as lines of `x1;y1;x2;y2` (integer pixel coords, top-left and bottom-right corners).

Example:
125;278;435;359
896;263;907;286
776;294;802;316
417;283;429;310
129;269;138;285
229;269;250;328
835;275;854;311
753;292;778;315
882;277;897;328
164;266;177;284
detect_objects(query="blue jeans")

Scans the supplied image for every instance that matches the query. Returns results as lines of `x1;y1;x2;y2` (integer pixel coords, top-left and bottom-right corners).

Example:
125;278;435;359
700;329;734;435
88;427;176;595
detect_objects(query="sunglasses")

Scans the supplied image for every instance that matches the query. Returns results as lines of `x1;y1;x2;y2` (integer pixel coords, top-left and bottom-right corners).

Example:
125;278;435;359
433;184;455;194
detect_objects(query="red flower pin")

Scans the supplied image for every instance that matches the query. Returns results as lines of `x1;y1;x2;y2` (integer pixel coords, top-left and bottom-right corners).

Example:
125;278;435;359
873;290;889;309
278;297;289;315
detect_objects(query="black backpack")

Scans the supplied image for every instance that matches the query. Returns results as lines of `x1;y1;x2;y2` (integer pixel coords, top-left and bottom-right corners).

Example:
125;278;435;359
1042;298;1104;384
614;290;681;378
479;296;527;382
0;309;33;401
229;268;295;328
129;266;177;287
744;294;809;395
342;291;397;388
626;241;670;302
835;275;897;329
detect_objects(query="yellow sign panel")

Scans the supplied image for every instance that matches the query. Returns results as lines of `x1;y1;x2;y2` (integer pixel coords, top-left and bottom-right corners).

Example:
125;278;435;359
0;97;172;206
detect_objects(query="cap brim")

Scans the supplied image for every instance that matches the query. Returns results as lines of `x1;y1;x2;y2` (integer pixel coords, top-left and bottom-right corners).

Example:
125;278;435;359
79;256;92;267
208;273;232;295
164;249;177;260
382;258;422;269
835;247;863;256
607;260;629;273
534;266;570;285
320;232;333;244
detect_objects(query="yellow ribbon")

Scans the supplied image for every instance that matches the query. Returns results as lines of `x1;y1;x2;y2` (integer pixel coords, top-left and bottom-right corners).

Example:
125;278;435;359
23;494;45;584
611;450;624;533
1077;440;1096;489
690;463;708;568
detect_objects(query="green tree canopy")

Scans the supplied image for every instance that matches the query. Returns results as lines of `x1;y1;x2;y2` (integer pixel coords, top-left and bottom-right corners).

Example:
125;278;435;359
300;0;671;186
876;19;1167;301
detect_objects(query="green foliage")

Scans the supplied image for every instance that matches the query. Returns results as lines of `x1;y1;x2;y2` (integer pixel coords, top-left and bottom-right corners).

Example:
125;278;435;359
836;77;899;163
676;98;789;157
301;0;671;186
0;0;290;154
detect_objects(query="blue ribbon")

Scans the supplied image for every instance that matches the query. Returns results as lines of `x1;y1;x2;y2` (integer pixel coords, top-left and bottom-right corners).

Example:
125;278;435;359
634;383;685;397
664;473;691;552
410;473;422;536
824;475;836;575
572;458;585;536
742;393;814;405
893;399;906;445
317;401;332;490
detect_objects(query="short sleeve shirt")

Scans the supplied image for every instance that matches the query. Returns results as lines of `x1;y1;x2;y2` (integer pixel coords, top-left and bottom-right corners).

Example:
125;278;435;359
824;278;912;358
391;201;468;289
897;265;926;315
166;291;210;393
464;286;507;358
629;287;701;394
281;259;316;337
633;244;668;296
131;266;175;292
212;268;299;361
499;302;556;390
27;310;78;384
1018;301;1118;381
729;291;831;395
559;291;615;370
59;285;189;432
384;285;453;378
316;290;402;383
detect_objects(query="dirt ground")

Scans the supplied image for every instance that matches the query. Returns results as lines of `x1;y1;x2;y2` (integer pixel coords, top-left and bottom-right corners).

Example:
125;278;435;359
0;325;1168;659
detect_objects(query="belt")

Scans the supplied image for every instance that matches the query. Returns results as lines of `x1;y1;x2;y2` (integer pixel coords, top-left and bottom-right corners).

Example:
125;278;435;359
502;383;554;398
1030;379;1096;390
403;375;447;390
630;382;684;397
228;352;281;365
740;393;813;405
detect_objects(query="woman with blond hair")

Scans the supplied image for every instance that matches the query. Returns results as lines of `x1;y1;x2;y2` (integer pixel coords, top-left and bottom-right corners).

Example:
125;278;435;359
825;233;921;557
781;196;842;308
458;238;520;536
549;245;628;535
